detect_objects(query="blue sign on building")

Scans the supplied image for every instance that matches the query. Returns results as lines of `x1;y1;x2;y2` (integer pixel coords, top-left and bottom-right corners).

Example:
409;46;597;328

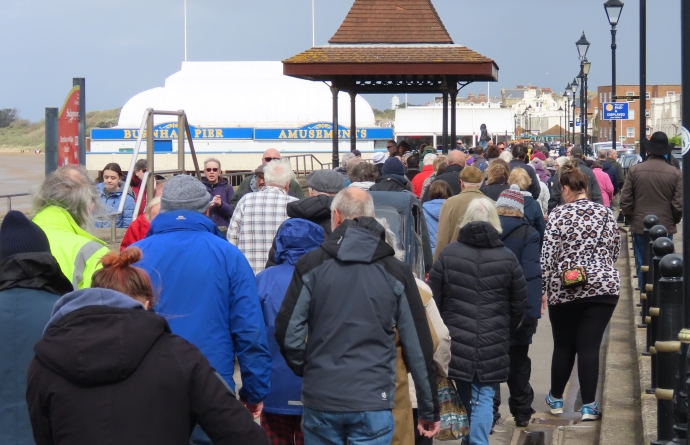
91;122;253;141
254;122;393;140
602;102;629;120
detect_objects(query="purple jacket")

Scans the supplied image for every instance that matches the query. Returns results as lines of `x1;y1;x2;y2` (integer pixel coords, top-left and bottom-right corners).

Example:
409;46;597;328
203;178;235;227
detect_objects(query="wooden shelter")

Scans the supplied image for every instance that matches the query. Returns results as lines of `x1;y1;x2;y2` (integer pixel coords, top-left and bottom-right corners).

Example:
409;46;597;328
283;0;499;166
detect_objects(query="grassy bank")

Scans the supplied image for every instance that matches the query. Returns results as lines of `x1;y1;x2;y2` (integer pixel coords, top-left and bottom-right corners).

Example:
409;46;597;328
0;108;121;150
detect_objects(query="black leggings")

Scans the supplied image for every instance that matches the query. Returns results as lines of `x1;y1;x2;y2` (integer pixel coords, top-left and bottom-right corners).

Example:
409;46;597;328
548;299;616;404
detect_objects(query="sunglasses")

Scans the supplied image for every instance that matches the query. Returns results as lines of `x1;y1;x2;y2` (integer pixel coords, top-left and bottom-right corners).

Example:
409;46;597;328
263;157;280;162
386;145;396;149
205;168;219;173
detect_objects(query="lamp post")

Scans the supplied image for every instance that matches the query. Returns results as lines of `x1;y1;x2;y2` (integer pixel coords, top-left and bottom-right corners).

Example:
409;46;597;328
576;32;591;153
526;105;532;135
583;59;591;154
571;80;579;146
605;0;625;153
559;106;564;143
564;86;571;143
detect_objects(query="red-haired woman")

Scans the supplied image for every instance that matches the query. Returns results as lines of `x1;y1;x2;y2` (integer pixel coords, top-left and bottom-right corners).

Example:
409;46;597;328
26;247;269;445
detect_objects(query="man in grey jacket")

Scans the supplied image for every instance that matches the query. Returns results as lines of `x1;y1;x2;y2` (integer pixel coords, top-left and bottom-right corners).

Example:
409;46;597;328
275;187;440;444
548;147;603;212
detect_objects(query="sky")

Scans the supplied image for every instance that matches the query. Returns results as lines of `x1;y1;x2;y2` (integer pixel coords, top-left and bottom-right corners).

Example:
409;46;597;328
0;0;682;122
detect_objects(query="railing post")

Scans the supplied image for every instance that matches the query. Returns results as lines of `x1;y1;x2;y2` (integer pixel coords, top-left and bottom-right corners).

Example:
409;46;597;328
648;225;670;395
7;197;11;212
641;215;659;330
655;250;683;443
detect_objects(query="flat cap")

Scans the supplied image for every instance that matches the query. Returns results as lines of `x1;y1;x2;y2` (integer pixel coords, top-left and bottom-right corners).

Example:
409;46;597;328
307;169;346;194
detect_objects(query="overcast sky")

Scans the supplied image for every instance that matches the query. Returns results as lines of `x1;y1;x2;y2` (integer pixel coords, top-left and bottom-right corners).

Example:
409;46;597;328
1;0;682;121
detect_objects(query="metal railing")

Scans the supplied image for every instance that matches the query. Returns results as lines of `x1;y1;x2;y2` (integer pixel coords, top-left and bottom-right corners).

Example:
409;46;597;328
282;154;332;178
1;193;31;213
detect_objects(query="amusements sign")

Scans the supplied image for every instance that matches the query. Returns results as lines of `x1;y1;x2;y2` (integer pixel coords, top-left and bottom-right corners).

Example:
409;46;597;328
58;86;80;166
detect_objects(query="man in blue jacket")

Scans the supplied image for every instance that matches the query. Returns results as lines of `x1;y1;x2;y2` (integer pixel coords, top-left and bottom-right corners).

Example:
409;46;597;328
134;174;271;445
256;218;325;445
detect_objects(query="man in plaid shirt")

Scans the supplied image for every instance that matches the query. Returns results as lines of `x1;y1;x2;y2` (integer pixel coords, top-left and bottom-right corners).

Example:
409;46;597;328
228;160;299;274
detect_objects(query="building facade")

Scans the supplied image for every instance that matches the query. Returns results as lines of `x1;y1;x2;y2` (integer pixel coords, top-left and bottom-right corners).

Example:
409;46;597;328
596;84;681;146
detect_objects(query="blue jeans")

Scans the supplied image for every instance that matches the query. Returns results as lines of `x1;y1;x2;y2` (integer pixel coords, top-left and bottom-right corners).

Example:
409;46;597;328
189;425;211;445
479;140;488;149
302;407;394;445
455;377;495;445
633;233;673;289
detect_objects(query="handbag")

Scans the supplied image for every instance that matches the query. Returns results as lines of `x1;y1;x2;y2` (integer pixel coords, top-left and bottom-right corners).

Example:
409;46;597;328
435;378;469;441
559;209;609;289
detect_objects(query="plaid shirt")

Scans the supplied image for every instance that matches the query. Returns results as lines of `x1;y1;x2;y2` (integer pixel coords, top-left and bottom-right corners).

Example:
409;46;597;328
227;186;298;274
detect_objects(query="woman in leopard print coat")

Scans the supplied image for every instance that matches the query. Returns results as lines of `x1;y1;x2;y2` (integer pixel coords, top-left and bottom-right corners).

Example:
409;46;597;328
541;161;621;422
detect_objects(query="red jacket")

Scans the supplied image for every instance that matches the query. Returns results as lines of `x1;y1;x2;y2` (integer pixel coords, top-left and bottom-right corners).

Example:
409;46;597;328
120;214;150;251
411;164;434;198
131;177;146;217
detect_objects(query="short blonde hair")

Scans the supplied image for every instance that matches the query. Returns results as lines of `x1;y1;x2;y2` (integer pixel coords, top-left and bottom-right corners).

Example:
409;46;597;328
460;198;502;234
433;155;447;172
508;167;531;191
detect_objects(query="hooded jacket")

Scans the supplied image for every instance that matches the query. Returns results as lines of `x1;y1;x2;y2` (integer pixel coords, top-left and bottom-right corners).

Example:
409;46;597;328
133;210;271;404
601;160;620;195
256;219;325;415
422;198;445;254
202;177;235;228
519;191;546;243
32;206;110;289
498;216;542;346
428;222;527;383
275;217;439;422
95;182;136;228
0;253;72;445
548;158;604;212
265;195;334;268
370;174;414;193
26;288;269;445
411;164;435;197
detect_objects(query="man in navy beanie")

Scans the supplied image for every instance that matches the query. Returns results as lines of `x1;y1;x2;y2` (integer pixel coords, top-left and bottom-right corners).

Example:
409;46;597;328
0;211;72;444
370;157;413;193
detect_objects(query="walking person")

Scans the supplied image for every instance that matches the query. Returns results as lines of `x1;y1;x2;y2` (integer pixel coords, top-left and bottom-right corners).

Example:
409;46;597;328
422;181;453;255
507;144;540;200
202;157;235;232
508;168;545;242
130;159;148;217
32;165;110;289
257;219;325;445
95;162;136;228
479;159;510;201
591;161;614;209
479;124;491;149
429;198;527;445
26;248;270;445
275;188;440;445
493;187;543;428
548;147;603;212
542;162;620;421
0;211;72;445
621;131;682;291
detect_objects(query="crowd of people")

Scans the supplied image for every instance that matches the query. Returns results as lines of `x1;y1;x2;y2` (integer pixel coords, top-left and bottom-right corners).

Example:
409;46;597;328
0;131;681;445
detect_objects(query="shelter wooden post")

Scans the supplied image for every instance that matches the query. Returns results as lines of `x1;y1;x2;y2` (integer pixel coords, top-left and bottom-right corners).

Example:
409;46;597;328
349;91;357;152
442;89;449;153
449;82;458;153
331;85;340;167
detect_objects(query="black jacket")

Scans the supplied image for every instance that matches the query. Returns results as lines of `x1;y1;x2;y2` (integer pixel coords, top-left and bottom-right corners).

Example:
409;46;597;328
26;289;269;445
406;168;421;182
370;174;414;193
601;161;620;195
479;179;509;201
275;217;439;421
429;222;527;383
508;160;540;199
265;195;334;268
424;164;463;201
548;158;604;212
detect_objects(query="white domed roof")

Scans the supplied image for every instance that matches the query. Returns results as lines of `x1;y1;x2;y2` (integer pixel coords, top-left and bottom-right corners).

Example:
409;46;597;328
118;61;376;128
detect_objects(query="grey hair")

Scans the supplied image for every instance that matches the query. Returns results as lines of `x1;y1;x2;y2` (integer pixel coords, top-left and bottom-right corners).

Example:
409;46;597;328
423;153;438;165
264;159;294;187
555;156;570;167
203;157;222;170
499;150;513;163
460;197;502;234
341;153;356;168
607;148;616;157
33;165;100;229
376;217;405;261
330;187;375;220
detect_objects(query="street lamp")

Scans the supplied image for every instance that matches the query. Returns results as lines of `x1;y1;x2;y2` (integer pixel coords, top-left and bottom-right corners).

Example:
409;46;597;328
571;80;578;144
576;32;591;153
583;59;592;153
526;105;532;135
605;0;624;152
558;106;564;143
564;85;571;143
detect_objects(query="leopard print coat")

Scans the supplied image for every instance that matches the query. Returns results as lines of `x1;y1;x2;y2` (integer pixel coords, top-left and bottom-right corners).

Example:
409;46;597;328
541;199;621;305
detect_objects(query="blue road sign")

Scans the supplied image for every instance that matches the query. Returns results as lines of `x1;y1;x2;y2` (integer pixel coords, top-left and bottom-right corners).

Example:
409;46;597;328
602;102;629;120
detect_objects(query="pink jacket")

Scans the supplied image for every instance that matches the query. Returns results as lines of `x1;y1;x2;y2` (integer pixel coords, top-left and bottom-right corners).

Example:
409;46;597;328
592;167;614;208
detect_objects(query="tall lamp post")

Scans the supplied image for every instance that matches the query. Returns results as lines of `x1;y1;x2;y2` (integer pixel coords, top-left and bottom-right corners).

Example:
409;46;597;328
526;105;532;136
576;32;591;153
583;59;592;153
564;86;571;143
571;80;579;146
605;0;624;153
559;106;564;143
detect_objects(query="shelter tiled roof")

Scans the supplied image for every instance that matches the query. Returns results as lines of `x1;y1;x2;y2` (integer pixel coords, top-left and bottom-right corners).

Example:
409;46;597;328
329;0;453;44
541;125;566;136
283;45;493;65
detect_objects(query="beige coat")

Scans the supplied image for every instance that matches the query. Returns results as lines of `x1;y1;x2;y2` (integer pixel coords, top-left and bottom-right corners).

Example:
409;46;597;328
433;187;488;262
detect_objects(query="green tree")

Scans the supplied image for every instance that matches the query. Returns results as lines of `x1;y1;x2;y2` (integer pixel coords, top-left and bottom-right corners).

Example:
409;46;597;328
0;108;19;128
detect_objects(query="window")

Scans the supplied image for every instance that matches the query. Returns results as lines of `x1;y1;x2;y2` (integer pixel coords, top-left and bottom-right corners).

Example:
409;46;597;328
646;127;651;135
600;93;603;103
646;92;651;100
645;109;651;117
627;127;635;138
626;91;635;97
628;109;635;120
668;91;676;96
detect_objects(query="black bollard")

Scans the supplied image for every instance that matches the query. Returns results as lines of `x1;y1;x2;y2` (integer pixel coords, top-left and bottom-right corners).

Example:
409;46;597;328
640;215;660;326
655;253;684;444
646;225;668;355
647;236;674;396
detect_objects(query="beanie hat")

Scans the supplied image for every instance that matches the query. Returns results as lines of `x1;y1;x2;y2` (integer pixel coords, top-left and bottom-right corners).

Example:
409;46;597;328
372;152;388;164
0;210;51;260
160;174;211;213
382;157;406;176
460;166;483;184
530;151;546;161
496;184;525;214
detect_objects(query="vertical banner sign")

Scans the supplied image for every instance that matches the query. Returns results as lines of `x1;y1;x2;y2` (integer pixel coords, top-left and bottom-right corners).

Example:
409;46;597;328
57;86;80;166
